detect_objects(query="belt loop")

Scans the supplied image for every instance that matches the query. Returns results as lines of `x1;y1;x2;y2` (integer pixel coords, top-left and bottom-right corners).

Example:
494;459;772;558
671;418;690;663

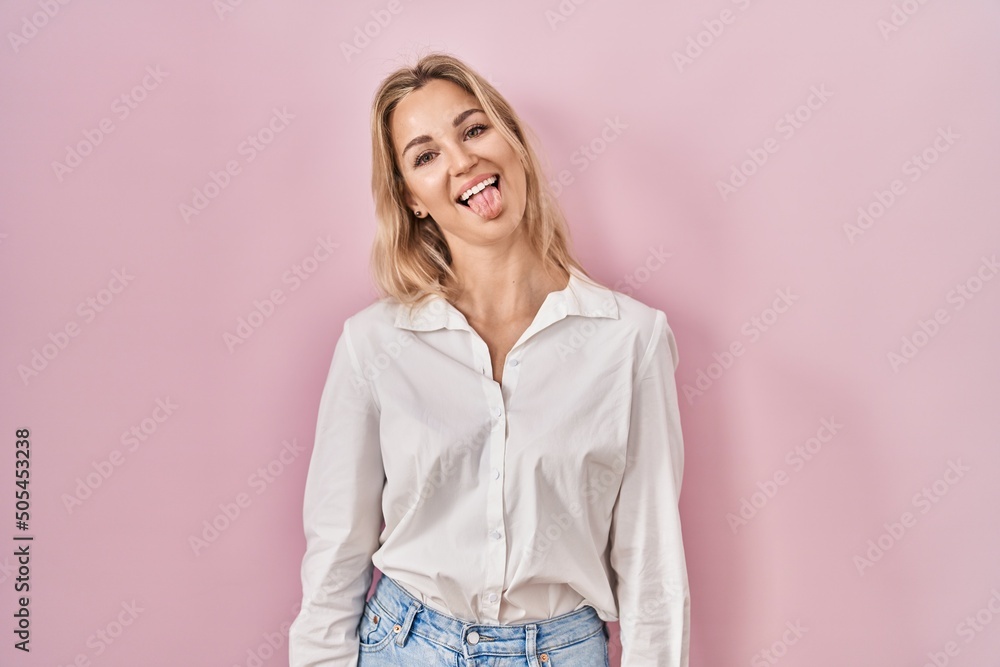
394;599;422;647
525;623;538;664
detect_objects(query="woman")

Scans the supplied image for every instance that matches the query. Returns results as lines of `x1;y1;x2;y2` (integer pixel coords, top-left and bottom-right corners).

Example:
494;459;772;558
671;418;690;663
289;52;690;667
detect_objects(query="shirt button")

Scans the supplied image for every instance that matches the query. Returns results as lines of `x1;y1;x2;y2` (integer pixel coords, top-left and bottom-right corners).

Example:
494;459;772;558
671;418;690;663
494;406;502;418
492;468;500;480
509;358;519;366
488;592;499;603
467;630;480;644
490;530;502;540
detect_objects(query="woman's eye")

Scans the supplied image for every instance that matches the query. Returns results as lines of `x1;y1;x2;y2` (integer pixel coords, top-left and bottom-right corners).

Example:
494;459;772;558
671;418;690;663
411;125;487;168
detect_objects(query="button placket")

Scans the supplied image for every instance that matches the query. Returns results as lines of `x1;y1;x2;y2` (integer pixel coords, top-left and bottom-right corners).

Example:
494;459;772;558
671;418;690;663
468;330;531;622
483;378;508;621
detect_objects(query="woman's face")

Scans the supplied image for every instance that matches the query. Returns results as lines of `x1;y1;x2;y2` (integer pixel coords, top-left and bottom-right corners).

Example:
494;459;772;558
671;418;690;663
390;78;528;248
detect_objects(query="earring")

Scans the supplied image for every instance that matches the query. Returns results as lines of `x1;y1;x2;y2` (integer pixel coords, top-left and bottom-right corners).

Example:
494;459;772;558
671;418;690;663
414;209;425;218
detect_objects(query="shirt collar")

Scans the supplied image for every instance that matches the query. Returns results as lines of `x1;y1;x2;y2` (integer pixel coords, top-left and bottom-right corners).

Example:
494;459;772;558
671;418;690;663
393;268;619;333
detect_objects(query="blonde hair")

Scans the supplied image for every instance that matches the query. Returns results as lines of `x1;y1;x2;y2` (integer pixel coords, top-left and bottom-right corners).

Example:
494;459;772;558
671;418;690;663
368;52;598;314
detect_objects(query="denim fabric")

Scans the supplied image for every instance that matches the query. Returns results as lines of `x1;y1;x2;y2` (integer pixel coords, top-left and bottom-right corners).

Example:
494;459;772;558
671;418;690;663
357;574;610;666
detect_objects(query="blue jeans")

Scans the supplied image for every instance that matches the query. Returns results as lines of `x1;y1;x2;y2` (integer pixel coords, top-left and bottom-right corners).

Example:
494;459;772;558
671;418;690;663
357;574;610;666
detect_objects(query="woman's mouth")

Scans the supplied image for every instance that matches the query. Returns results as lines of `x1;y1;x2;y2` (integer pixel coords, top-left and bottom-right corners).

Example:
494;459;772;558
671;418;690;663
457;175;503;220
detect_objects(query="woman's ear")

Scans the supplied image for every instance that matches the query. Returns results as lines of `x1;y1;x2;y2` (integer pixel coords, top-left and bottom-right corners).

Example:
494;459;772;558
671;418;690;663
402;187;425;216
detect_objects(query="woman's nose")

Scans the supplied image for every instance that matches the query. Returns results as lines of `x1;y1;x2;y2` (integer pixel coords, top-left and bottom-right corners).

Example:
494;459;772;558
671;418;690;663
446;142;476;175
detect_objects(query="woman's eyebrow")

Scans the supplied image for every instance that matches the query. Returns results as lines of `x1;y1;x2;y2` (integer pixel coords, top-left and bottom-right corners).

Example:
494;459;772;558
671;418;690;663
400;108;485;158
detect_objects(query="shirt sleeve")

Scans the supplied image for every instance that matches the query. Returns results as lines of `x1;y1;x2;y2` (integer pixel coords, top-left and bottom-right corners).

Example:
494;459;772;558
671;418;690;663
289;317;384;667
609;309;691;666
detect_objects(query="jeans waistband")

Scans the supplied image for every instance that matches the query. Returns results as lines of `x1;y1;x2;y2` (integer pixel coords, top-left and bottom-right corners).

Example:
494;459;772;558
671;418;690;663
367;573;606;658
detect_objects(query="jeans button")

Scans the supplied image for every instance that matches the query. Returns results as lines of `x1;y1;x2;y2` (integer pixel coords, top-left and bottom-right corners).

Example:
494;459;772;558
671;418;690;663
467;630;480;644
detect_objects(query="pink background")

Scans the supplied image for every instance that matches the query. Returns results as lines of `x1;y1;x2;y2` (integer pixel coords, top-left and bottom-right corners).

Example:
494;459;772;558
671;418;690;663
3;1;999;665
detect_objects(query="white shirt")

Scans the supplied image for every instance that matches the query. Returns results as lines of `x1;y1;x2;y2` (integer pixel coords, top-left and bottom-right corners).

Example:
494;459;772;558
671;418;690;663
289;268;690;666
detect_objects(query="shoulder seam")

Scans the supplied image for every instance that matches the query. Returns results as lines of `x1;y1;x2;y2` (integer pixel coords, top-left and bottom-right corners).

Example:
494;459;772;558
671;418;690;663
635;309;667;381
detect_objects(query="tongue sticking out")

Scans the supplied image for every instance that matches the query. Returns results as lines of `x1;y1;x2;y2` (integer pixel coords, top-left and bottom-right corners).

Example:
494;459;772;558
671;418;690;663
466;185;502;220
